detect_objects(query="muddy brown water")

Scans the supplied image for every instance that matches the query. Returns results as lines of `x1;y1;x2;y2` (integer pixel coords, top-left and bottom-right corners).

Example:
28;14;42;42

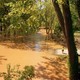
0;29;69;80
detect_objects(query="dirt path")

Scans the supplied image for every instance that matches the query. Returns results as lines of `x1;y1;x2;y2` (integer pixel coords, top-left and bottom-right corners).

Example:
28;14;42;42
0;29;68;80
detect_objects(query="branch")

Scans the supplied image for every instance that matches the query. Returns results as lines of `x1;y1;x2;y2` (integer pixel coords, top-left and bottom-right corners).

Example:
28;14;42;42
52;0;66;37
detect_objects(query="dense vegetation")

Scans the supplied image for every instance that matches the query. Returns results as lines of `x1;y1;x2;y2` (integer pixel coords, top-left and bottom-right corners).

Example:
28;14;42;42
0;0;79;40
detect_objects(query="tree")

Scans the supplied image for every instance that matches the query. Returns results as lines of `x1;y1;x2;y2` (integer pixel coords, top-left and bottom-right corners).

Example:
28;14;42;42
52;0;79;80
39;0;58;39
0;0;40;38
43;0;54;38
52;0;66;37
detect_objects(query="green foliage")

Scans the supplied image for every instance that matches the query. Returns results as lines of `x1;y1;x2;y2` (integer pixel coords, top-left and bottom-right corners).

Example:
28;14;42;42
21;13;31;21
54;23;62;37
0;64;35;80
19;66;34;80
0;0;79;39
0;0;40;37
70;2;80;32
3;65;12;80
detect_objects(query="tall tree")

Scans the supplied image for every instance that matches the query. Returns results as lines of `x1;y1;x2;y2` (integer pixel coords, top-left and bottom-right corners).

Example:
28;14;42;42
62;0;78;80
52;0;79;80
52;0;66;37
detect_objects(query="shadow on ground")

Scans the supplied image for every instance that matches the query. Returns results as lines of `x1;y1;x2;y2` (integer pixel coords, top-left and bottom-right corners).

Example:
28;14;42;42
35;56;69;80
0;56;7;64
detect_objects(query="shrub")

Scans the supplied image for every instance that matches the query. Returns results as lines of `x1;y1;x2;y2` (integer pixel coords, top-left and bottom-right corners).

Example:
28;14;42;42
0;64;35;80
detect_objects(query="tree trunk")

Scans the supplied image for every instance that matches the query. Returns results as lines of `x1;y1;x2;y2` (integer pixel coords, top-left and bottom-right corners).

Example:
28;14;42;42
0;26;2;33
52;0;66;37
52;0;79;80
75;0;80;79
62;0;79;80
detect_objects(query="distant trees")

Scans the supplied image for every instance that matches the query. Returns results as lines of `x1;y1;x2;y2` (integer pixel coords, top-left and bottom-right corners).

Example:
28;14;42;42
39;0;61;39
43;0;54;38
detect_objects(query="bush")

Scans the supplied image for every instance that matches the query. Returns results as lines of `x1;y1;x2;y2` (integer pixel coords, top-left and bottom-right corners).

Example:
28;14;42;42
0;64;35;80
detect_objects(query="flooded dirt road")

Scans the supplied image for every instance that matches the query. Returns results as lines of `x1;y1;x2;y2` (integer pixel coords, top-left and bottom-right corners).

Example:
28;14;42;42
0;29;68;80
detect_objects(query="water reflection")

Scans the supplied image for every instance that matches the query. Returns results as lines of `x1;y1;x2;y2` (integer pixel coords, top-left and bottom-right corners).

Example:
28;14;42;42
55;49;80;55
35;42;41;51
34;31;45;52
55;49;68;55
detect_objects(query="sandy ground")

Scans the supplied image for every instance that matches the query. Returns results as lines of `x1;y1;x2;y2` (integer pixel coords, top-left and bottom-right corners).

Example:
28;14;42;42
0;29;69;80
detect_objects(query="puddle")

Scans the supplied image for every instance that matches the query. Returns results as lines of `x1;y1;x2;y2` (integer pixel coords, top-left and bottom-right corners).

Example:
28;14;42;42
55;49;68;55
54;49;80;55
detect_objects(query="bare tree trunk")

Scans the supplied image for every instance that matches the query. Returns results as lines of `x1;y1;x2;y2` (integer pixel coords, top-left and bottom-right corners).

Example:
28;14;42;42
0;26;2;33
62;1;78;80
52;0;79;80
52;0;66;37
75;0;80;79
